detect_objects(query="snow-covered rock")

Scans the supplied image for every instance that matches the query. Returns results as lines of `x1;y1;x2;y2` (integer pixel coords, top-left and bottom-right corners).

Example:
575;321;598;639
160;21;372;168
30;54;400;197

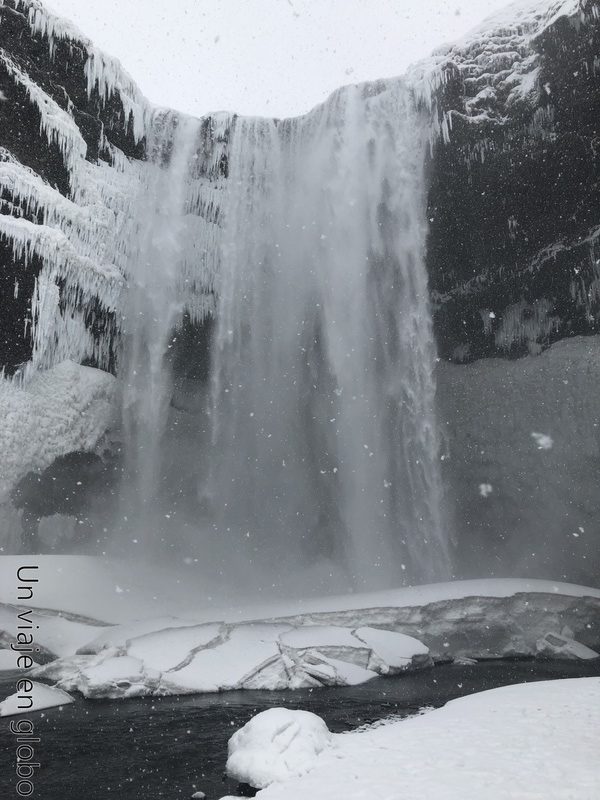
0;360;116;502
0;681;74;716
226;708;333;789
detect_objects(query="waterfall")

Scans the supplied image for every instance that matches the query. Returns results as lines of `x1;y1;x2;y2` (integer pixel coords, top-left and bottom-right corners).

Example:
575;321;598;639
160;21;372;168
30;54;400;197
208;79;450;588
112;79;450;586
119;111;201;543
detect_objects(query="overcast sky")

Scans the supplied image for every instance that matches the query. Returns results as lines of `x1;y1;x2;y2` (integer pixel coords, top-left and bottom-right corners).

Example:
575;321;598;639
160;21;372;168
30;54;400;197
46;0;512;118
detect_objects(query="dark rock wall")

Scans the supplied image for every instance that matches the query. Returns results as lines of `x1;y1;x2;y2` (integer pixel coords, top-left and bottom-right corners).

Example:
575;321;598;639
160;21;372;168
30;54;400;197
427;0;600;362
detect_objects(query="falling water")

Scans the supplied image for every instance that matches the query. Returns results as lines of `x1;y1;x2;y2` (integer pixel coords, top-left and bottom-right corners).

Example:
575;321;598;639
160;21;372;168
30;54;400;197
208;80;450;587
120;111;201;542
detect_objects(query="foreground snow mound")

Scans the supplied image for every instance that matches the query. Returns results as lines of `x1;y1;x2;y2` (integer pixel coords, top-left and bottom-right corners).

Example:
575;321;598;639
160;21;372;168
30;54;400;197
227;708;332;789
0;681;74;717
252;678;600;800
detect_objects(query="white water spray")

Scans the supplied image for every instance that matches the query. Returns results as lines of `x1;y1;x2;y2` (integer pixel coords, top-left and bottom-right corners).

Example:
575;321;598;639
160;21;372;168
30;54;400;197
209;80;450;586
120;112;200;540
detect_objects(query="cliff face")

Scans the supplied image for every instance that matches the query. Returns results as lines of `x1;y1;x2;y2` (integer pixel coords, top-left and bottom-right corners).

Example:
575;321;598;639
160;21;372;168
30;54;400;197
426;0;600;362
1;0;600;582
0;0;148;374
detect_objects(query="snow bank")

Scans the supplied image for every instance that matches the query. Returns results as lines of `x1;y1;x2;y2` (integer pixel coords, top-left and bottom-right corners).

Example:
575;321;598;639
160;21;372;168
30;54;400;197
245;677;600;799
1;556;598;624
226;708;332;789
0;681;74;717
0;361;116;503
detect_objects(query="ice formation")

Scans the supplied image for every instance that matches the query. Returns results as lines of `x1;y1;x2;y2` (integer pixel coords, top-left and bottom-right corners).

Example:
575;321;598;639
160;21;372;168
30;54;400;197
32;621;430;698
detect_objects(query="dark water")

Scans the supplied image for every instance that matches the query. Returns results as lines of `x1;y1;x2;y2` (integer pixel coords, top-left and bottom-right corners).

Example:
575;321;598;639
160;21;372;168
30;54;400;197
1;660;599;800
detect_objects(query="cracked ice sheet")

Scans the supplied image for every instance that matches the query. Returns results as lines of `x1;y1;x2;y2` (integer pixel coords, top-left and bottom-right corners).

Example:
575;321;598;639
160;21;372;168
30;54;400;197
353;627;429;669
279;626;428;674
80;617;210;654
160;624;293;693
249;678;600;800
61;654;159;699
126;623;224;672
30;623;424;696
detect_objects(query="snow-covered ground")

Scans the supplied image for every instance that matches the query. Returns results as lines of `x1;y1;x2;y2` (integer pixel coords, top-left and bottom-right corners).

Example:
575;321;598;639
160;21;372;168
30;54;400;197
0;556;598;700
225;677;600;800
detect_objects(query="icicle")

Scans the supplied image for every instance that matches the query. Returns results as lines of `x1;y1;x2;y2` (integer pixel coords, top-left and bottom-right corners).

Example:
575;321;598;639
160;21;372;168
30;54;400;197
0;50;87;185
85;49;152;144
0;215;124;370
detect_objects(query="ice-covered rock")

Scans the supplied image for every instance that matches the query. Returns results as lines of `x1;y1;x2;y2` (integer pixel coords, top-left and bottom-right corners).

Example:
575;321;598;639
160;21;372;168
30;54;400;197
536;632;599;660
0;361;116;501
226;708;332;789
0;681;73;716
